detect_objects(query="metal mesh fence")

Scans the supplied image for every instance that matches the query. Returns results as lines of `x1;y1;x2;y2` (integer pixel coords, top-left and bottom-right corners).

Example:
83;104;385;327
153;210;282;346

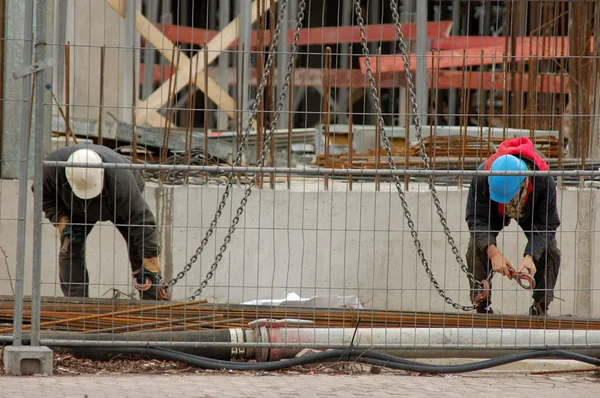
2;0;600;365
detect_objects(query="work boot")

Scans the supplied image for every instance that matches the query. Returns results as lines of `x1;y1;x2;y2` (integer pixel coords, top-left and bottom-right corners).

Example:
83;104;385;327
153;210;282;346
529;300;548;316
132;268;172;301
475;303;494;314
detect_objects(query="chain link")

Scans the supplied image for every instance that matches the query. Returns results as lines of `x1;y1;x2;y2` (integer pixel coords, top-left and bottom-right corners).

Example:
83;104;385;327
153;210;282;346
183;0;308;301
354;0;476;311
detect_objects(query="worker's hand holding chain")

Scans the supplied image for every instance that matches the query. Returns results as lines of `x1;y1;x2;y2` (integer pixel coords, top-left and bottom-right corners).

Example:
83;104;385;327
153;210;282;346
487;244;514;280
517;255;537;277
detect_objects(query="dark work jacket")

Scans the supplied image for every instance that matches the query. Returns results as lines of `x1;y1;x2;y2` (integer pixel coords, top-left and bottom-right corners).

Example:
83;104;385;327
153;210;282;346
465;158;560;261
38;144;159;258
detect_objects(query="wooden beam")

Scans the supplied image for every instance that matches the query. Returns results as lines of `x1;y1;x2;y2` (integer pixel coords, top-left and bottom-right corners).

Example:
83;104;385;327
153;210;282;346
105;0;239;127
361;37;578;73
153;21;454;48
141;65;567;93
131;0;276;127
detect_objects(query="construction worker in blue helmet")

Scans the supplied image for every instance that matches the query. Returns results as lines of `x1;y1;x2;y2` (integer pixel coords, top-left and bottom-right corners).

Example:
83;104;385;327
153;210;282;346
36;144;171;301
465;137;561;316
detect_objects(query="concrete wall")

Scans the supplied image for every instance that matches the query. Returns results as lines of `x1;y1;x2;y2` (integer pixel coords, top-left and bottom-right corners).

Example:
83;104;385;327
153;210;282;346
0;179;598;318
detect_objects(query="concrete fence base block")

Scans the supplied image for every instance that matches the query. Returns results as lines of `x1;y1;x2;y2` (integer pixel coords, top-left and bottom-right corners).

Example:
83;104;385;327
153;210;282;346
2;346;53;376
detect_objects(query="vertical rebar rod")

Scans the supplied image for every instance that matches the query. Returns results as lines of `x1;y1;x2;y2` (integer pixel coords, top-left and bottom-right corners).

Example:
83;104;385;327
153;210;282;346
323;47;332;190
348;46;353;191
131;48;138;163
287;45;294;190
64;41;70;144
13;0;35;348
98;46;105;145
204;47;209;184
375;48;382;191
415;0;428;126
269;0;276;189
160;45;178;183
31;0;48;347
256;0;265;188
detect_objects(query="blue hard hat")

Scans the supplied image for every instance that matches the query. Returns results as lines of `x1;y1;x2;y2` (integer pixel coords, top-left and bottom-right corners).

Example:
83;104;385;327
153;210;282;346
488;155;527;204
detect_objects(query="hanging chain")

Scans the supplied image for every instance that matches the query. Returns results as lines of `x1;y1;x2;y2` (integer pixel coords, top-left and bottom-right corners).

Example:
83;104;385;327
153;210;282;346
185;0;308;301
168;0;298;289
388;0;480;288
354;0;477;311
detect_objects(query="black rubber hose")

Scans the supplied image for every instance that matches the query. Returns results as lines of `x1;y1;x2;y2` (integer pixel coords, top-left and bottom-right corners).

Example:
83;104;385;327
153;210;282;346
76;346;600;374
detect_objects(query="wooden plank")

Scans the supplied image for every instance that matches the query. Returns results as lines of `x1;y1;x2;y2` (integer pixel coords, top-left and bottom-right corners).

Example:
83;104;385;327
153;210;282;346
105;0;238;127
141;65;567;93
133;0;276;127
361;37;576;73
431;36;568;51
153;21;454;48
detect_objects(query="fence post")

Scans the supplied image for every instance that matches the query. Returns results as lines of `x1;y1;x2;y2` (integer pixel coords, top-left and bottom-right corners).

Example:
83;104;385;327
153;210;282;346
12;0;35;348
31;0;50;347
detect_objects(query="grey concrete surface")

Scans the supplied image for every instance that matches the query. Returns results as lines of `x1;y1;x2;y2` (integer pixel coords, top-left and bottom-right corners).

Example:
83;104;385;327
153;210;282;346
0;372;598;397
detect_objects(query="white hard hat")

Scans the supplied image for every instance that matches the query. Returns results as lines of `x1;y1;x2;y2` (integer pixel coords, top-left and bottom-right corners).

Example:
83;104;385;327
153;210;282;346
65;149;104;199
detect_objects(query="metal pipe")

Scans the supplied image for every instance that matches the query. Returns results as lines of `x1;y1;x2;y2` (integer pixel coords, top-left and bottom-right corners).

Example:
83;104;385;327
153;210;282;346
31;0;48;348
54;0;67;106
261;327;600;361
217;0;231;130
122;0;137;124
276;0;289;130
239;1;252;130
448;0;461;126
397;0;413;127
40;160;600;178
416;0;429;125
336;0;353;123
142;0;160;100
13;0;35;348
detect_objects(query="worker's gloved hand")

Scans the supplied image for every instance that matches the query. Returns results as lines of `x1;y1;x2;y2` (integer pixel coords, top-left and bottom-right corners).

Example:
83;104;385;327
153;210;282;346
60;224;85;246
132;257;171;301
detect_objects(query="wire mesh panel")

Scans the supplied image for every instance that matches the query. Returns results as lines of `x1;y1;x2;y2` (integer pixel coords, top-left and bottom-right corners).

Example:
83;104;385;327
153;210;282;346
3;0;600;367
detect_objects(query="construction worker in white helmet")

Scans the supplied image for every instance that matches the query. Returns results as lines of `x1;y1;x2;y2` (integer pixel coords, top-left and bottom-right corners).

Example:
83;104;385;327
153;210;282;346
38;144;171;300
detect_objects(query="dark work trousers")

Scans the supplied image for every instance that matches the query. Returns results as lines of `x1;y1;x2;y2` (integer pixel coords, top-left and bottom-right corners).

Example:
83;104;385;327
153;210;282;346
58;218;147;298
466;237;561;308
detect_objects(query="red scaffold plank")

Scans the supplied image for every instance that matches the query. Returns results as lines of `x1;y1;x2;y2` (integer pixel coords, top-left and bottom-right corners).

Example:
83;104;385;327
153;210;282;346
151;21;453;49
140;64;567;93
360;37;578;74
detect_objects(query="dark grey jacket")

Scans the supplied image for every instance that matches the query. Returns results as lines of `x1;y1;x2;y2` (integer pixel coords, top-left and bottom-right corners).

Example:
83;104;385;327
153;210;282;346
39;144;159;258
465;158;560;261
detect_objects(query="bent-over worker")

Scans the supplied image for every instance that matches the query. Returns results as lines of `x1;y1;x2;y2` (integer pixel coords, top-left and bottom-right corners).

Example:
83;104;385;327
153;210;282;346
465;137;561;315
39;144;170;300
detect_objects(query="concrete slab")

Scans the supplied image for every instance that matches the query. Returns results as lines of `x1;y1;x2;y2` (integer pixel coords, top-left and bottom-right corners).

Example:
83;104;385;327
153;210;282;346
2;346;53;376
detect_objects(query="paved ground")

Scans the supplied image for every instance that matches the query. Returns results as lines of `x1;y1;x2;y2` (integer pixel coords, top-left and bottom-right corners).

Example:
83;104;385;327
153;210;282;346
0;372;599;397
